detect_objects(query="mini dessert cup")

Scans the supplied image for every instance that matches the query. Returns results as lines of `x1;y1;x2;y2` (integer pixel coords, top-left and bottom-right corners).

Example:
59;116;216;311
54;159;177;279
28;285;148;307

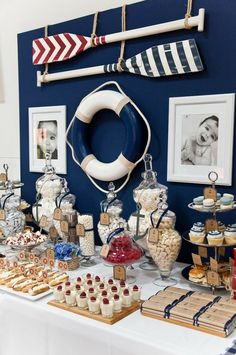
122;288;132;307
76;291;88;309
100;290;110;300
53;285;65;303
113;294;122;313
87;287;97;298
65;290;77;306
207;230;224;246
101;298;114;318
88;296;100;314
131;285;141;302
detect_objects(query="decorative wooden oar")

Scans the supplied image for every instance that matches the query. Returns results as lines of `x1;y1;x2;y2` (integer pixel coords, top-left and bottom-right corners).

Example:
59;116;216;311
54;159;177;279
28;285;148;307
37;39;203;86
33;8;205;65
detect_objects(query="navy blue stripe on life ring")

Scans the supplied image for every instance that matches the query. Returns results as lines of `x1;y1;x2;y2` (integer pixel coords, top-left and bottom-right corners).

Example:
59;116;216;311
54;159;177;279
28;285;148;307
120;102;143;163
72;119;91;161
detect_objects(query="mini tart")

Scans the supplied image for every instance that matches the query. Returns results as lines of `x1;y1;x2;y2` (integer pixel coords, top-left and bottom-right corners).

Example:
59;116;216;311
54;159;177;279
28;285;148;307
207;230;224;246
203;198;215;209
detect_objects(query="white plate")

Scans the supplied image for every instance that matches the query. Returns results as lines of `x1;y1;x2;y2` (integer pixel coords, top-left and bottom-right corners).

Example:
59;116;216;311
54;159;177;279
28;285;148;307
0;285;52;301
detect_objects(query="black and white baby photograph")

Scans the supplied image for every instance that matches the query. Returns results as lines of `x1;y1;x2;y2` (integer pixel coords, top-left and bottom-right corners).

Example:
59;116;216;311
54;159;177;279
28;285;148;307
36;120;58;160
181;113;219;166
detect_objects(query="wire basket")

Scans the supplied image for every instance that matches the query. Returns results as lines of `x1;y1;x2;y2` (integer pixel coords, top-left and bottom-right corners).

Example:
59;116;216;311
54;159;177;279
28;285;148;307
65;256;80;270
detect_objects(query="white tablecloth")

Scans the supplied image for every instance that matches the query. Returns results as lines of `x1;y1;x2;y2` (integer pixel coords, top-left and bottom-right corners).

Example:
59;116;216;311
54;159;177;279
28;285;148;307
0;256;233;355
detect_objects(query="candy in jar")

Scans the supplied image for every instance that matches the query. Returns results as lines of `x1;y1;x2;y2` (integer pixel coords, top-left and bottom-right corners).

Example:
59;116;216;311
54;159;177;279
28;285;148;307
97;182;127;244
77;214;95;257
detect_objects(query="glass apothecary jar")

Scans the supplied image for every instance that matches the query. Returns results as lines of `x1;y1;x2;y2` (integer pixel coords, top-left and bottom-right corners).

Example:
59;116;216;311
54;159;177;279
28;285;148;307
0;181;25;238
97;182;127;244
32;152;64;231
147;208;181;287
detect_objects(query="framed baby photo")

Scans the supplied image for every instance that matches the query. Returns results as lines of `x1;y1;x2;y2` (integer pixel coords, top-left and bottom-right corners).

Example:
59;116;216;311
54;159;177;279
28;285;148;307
167;93;235;185
28;105;67;174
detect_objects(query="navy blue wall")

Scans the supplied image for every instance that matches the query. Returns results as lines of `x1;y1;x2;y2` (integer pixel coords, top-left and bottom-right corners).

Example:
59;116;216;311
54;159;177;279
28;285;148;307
18;0;236;263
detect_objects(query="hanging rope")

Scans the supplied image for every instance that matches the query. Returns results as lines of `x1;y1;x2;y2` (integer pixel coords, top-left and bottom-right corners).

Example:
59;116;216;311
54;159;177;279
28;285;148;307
91;12;99;47
184;0;193;29
42;25;49;82
117;4;126;72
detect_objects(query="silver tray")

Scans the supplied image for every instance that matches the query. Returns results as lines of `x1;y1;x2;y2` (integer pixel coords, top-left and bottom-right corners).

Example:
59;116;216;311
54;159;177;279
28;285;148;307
181;265;225;290
188;202;236;213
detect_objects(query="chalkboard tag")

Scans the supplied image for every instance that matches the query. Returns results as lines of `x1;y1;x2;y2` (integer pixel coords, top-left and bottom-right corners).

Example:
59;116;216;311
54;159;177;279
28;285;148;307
53;208;62;221
206;270;220;286
60;220;69;234
210;257;218;272
39;215;48;228
205;219;218;232
0;173;7;182
0;209;6;221
198;246;208;258
49;226;58;240
191;253;202;266
148;228;160;244
100;213;110;225
76;223;85;237
113;265;126;281
204;187;217;201
100;244;110;258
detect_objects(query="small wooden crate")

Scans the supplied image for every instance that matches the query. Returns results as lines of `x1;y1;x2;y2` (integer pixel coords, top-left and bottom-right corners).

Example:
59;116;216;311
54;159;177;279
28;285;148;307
66;256;80;270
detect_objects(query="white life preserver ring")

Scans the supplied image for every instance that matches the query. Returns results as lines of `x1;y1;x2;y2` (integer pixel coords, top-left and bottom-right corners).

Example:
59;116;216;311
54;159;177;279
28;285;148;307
68;88;150;182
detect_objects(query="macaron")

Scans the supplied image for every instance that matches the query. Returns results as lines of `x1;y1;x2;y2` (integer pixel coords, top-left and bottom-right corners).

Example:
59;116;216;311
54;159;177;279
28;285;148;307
193;196;204;209
203;198;215;209
220;196;232;209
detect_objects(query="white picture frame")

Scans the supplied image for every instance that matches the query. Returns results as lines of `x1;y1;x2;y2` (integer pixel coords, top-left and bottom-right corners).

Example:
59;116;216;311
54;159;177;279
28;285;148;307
167;93;235;185
28;105;67;174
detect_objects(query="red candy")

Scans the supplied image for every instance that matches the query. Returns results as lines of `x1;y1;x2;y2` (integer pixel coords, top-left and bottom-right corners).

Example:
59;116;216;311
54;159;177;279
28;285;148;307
103;234;143;265
103;298;109;305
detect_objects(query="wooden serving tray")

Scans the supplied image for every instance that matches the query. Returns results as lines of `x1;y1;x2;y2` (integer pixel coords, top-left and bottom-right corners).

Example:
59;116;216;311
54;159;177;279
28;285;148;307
141;310;226;338
48;299;140;325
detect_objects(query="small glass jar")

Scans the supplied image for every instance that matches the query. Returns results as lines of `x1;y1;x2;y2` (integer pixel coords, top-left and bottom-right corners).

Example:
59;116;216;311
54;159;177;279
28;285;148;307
97;182;127;244
32;152;64;231
77;214;95;257
0;182;25;237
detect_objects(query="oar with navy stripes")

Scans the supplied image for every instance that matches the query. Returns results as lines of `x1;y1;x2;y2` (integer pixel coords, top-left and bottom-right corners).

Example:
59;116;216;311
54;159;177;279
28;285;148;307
33;9;205;65
37;39;203;86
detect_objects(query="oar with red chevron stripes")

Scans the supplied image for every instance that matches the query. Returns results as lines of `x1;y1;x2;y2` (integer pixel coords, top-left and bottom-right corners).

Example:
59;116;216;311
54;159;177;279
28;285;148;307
33;8;205;65
37;39;203;86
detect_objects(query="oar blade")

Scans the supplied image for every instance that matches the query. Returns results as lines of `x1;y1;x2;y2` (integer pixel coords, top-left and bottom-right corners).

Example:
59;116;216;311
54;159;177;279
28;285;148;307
32;33;91;65
121;39;204;77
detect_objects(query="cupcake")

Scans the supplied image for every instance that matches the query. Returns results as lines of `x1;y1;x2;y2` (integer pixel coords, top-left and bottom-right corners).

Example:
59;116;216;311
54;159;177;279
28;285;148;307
193;196;204;209
220;196;232;209
203;198;215;210
207;230;224;246
217;221;225;233
224;225;236;245
189;226;205;243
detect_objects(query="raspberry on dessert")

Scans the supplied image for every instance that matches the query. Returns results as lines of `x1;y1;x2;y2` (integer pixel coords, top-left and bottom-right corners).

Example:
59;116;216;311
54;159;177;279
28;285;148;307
114;294;119;300
103;298;109;305
90;296;96;302
108;278;114;284
99;283;105;289
65;281;70;286
123;288;129;296
86;273;91;278
89;287;94;293
77;277;82;282
120;280;126;287
57;285;62;291
65;290;71;295
111;286;117;292
87;280;93;285
133;285;139;291
76;284;81;290
95;276;100;282
80;292;86;298
102;290;107;296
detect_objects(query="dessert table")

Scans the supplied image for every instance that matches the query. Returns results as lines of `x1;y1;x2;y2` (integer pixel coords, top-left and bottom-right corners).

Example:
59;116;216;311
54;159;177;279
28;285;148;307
0;251;233;355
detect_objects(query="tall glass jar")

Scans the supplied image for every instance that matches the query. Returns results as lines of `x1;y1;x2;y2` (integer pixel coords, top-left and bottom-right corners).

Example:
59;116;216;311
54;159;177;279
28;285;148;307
128;154;168;269
97;182;127;244
0;181;25;238
32;152;64;231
